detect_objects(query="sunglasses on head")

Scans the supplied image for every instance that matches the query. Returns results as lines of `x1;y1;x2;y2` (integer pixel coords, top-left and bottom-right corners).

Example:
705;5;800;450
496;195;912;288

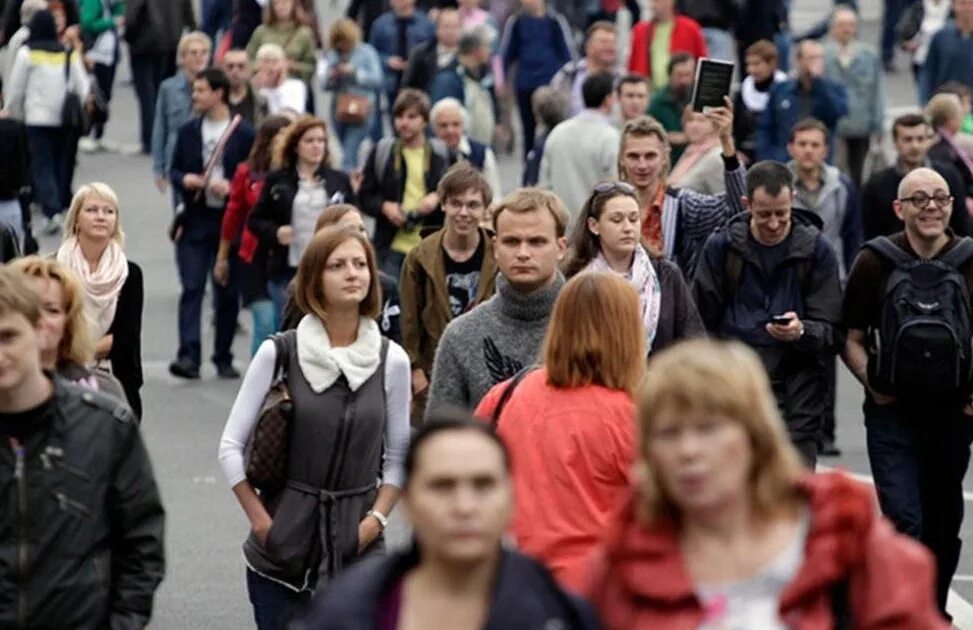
591;181;637;196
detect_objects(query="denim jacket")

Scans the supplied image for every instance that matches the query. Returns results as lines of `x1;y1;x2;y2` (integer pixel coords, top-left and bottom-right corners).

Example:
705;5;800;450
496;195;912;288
367;10;435;95
823;39;884;138
151;73;192;177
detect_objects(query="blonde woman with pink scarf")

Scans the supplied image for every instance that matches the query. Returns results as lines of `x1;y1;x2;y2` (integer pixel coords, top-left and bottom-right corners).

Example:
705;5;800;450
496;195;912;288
56;182;145;418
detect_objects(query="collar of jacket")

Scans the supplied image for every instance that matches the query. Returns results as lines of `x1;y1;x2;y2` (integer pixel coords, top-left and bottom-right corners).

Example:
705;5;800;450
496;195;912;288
599;471;874;605
724;208;823;267
786;160;842;207
413;227;497;320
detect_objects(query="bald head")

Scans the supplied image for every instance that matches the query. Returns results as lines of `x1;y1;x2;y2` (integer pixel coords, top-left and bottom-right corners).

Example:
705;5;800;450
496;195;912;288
898;167;948;199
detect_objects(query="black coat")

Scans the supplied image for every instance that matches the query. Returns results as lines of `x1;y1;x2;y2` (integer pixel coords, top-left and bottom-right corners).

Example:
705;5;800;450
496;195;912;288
1;0;78;45
107;261;144;419
0;378;165;629
124;0;195;54
359;139;451;256
651;256;707;353
248;165;355;278
401;38;440;92
299;547;601;630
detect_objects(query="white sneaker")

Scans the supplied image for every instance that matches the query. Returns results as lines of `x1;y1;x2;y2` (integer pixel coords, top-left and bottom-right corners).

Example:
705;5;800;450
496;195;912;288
78;137;102;153
99;138;121;153
42;214;64;235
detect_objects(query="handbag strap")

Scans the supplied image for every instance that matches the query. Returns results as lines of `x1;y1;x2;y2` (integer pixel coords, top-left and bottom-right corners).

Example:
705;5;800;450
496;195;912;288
490;366;536;430
270;331;293;383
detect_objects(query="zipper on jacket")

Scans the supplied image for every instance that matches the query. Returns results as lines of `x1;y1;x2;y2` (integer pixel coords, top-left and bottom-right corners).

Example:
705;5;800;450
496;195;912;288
10;437;27;629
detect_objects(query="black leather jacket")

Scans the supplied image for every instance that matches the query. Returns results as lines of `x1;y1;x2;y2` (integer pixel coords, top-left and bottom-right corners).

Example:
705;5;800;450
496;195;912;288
0;378;165;629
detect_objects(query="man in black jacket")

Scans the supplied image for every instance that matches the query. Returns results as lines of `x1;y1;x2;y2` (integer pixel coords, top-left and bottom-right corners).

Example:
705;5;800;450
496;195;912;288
401;7;461;93
360;89;450;279
299;413;599;629
692;161;843;467
168;68;255;380
0;266;165;629
124;0;196;154
861;113;972;239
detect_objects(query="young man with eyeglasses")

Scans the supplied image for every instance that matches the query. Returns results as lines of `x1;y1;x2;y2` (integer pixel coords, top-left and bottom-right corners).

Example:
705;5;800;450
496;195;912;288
399;164;498;423
842;167;973;619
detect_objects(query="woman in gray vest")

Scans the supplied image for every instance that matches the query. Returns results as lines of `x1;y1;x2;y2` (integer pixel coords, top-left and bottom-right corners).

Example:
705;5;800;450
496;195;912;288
218;226;412;630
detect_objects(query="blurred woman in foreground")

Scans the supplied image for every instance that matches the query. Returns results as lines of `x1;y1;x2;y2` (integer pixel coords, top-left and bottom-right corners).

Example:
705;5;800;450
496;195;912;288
584;339;948;629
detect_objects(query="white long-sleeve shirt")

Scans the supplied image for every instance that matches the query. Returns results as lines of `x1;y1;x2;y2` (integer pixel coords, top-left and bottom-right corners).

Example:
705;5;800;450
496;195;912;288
218;336;412;489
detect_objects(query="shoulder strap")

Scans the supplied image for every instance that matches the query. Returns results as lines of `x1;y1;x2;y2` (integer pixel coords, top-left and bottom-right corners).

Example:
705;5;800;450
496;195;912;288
374;137;395;183
723;246;743;298
63;47;71;82
271;330;296;381
863;236;915;268
831;579;852;630
490;366;535;430
938;236;973;269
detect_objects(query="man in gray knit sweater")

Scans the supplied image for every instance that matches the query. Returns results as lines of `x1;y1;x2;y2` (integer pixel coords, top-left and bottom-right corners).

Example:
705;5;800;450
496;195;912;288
426;188;569;414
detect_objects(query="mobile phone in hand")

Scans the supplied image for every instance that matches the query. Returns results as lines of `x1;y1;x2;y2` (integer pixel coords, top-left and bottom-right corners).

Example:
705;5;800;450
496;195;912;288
768;315;794;326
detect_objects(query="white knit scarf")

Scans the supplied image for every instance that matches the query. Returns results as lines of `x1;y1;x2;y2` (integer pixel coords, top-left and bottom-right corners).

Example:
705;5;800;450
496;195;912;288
56;236;129;340
740;70;788;112
296;315;382;393
583;246;662;349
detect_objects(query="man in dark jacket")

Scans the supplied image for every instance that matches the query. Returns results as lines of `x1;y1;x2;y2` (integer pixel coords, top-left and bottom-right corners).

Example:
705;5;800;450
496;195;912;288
401;7;460;93
298;413;599;630
0;266;165;629
757;39;848;163
168;68;255;380
1;0;77;45
861;113;972;239
124;0;196;154
359;89;450;279
692;160;843;467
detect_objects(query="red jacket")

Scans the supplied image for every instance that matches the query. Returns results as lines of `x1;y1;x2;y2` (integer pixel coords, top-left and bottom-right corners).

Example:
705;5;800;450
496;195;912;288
583;472;947;630
627;15;708;80
221;162;265;263
475;369;635;593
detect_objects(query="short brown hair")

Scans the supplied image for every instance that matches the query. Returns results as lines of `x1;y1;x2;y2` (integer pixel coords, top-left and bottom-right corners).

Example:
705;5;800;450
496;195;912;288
437;163;493;208
892;112;929;140
294;227;381;320
491;188;569;238
0;264;41;325
314;204;362;233
392;88;431;121
274;116;329;171
619;115;671;179
788;117;829;144
543;272;646;395
586;20;615;40
637;339;804;523
745;39;779;64
9;257;93;366
328;17;361;50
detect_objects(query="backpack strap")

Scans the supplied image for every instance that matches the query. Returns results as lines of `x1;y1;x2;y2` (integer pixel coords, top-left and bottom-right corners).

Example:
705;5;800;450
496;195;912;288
373;137;396;184
938;236;973;269
863;235;915;268
723;246;744;298
490;366;535;430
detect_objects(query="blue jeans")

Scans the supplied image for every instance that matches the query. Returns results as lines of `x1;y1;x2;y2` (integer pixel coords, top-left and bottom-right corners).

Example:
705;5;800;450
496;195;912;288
26;126;70;219
202;0;232;43
333;118;371;171
249;299;277;356
0;199;24;247
175;213;241;367
130;52;171;152
702;28;735;62
379;250;406;283
268;267;297;329
246;569;310;630
865;399;973;613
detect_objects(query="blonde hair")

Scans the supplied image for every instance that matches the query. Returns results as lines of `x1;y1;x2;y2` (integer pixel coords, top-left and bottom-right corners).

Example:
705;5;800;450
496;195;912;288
256;42;287;62
177;31;212;60
926;93;963;129
637;339;804;523
9;257;94;367
328;17;362;51
543;272;646;395
491;188;569;238
64;183;125;246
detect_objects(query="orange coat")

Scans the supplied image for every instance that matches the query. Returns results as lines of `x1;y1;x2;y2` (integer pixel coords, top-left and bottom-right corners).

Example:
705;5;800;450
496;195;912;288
475;369;635;593
583;472;948;630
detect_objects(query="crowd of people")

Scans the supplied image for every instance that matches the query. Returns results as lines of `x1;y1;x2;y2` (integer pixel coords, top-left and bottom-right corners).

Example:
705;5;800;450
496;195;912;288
2;0;973;628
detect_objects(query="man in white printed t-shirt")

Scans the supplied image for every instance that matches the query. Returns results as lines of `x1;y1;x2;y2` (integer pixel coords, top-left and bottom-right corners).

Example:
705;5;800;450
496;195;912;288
168;68;256;380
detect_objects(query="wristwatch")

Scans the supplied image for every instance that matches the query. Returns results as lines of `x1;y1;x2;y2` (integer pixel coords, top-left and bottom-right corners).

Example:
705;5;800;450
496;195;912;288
367;509;389;530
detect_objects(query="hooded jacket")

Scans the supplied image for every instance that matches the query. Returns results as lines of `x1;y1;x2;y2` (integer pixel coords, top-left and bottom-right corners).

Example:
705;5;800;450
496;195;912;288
298;547;601;630
787;161;864;279
583;472;948;630
692;210;843;440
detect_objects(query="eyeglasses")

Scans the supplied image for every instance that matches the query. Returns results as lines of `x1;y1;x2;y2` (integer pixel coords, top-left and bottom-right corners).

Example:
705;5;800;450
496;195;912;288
592;181;637;196
898;191;953;210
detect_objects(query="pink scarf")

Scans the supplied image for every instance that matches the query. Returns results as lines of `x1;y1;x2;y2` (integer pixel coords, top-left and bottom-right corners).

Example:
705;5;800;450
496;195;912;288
583;246;662;350
56;236;129;340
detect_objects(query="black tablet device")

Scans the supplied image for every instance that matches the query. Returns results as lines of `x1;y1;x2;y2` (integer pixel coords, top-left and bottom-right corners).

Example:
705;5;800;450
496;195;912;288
691;58;734;113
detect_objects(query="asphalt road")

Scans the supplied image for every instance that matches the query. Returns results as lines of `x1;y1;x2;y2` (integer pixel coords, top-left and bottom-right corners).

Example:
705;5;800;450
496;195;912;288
41;0;973;626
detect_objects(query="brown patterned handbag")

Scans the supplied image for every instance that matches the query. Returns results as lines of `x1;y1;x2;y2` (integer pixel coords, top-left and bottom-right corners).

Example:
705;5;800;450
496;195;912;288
245;333;294;492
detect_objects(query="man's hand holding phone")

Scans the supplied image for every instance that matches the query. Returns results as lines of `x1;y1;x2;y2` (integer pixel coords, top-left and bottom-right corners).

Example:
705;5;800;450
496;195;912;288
765;311;804;342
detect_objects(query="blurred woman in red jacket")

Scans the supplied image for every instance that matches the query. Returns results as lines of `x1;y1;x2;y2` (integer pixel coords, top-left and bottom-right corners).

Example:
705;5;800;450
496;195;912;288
475;272;645;592
215;114;292;355
584;339;948;629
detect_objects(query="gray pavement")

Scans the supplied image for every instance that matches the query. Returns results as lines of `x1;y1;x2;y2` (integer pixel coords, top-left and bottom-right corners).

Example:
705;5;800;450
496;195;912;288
38;0;973;626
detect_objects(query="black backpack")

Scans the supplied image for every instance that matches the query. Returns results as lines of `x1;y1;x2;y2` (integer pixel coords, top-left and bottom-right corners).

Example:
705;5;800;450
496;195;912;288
865;236;973;401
